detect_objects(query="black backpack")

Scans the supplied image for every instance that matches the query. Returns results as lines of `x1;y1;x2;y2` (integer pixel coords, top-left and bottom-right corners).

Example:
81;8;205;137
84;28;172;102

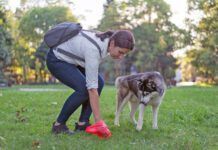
44;22;102;56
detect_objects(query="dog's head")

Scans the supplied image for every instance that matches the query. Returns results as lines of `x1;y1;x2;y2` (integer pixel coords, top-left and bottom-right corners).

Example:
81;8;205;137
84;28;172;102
136;73;165;104
137;78;157;97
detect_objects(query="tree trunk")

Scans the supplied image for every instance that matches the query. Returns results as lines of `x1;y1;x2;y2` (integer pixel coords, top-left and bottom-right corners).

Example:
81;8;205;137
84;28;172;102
22;65;27;84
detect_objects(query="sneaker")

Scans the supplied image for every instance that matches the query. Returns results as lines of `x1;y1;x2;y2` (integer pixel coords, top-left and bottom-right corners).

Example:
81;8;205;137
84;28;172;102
52;122;74;135
74;121;91;131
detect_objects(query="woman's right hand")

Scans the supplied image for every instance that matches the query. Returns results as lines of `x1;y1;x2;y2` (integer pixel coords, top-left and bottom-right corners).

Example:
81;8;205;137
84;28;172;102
85;120;111;139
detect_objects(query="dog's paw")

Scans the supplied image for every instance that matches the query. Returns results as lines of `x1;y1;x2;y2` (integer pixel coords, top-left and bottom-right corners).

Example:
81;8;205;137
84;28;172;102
114;121;120;126
132;121;137;127
152;126;158;129
130;120;137;126
136;126;142;131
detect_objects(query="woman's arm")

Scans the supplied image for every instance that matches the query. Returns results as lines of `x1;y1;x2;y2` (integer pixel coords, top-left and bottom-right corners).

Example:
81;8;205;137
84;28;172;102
88;88;101;123
84;47;102;123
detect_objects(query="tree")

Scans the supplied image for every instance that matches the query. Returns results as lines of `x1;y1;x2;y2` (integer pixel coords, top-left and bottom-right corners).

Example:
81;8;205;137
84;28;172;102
98;0;127;81
98;0;123;30
0;6;12;85
18;6;78;82
127;0;189;80
186;0;218;83
98;0;189;81
19;6;78;47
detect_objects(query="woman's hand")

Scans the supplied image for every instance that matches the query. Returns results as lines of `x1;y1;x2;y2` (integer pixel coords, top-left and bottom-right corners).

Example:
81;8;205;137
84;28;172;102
86;120;112;139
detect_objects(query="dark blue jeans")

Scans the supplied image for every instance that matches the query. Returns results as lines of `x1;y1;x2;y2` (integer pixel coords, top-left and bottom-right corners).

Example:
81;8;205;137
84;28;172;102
46;49;104;124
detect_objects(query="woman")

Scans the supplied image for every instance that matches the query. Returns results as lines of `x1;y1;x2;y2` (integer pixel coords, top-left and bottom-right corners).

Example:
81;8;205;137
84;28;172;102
46;29;135;138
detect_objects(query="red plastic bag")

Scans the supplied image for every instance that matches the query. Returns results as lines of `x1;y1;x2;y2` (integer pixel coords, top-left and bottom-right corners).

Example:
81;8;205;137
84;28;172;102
85;120;111;139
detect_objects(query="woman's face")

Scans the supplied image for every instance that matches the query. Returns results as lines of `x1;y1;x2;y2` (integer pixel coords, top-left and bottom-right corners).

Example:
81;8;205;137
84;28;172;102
108;40;130;59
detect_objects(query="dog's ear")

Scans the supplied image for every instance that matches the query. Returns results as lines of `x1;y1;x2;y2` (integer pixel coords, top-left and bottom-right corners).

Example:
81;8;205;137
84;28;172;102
136;79;144;90
136;79;143;84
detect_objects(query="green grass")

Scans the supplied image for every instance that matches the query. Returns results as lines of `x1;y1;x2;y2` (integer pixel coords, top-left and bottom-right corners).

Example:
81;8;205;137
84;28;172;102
0;85;217;150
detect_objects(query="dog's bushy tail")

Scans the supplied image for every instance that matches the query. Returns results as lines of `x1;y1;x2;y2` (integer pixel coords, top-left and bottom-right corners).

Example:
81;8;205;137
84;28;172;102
115;77;122;88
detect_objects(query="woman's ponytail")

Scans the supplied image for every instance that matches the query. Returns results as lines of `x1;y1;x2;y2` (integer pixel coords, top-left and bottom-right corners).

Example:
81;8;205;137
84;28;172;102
96;29;135;51
95;30;114;41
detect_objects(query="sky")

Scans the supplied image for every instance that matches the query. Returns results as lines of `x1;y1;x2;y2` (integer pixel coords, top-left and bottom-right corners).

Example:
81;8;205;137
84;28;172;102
7;0;190;29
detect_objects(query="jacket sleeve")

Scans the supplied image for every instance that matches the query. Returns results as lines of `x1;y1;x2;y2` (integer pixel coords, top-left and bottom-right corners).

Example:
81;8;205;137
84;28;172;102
84;48;101;89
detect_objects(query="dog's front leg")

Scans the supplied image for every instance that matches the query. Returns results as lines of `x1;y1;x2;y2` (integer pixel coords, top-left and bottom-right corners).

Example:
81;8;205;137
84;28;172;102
129;102;139;126
136;104;145;131
152;105;159;129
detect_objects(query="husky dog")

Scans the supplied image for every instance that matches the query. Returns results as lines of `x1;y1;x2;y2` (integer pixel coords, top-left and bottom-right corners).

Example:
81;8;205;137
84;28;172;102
114;72;166;131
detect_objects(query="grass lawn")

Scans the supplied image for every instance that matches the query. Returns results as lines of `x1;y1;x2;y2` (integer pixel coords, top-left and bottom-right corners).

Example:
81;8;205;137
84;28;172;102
0;85;217;150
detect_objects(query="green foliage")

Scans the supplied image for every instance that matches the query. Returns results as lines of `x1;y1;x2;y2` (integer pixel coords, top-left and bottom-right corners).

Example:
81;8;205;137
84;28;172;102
0;6;12;67
186;0;218;83
98;0;189;80
187;48;218;82
19;6;78;46
0;85;217;149
0;6;13;84
17;6;78;82
98;1;122;30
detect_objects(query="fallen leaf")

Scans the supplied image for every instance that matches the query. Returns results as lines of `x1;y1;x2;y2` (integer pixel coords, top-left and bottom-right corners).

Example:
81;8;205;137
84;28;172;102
51;102;57;105
32;140;40;148
0;136;5;141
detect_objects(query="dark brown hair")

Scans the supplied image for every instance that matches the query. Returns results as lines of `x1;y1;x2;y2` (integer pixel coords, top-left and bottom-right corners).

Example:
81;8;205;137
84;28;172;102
96;30;135;51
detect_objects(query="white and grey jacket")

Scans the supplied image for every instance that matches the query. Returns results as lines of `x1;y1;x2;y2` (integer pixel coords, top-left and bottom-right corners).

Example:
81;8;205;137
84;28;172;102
53;30;109;89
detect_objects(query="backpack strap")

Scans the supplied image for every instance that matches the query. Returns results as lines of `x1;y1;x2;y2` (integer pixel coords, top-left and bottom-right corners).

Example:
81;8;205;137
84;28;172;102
80;31;102;57
55;48;85;62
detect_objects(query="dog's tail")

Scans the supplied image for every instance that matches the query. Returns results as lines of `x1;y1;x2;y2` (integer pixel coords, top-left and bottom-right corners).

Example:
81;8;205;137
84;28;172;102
115;76;122;88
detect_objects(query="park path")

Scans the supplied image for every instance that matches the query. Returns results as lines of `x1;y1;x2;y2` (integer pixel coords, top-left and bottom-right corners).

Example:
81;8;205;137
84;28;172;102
18;88;68;92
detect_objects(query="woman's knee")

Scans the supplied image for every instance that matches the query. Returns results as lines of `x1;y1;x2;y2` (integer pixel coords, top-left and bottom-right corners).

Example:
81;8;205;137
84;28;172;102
76;86;89;98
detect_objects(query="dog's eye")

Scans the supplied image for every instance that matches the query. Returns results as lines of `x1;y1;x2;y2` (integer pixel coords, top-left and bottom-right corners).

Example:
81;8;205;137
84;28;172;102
138;82;145;89
138;85;143;91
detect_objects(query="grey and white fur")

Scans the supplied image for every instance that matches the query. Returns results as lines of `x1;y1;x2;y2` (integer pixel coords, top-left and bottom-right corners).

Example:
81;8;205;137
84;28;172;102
114;71;166;131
